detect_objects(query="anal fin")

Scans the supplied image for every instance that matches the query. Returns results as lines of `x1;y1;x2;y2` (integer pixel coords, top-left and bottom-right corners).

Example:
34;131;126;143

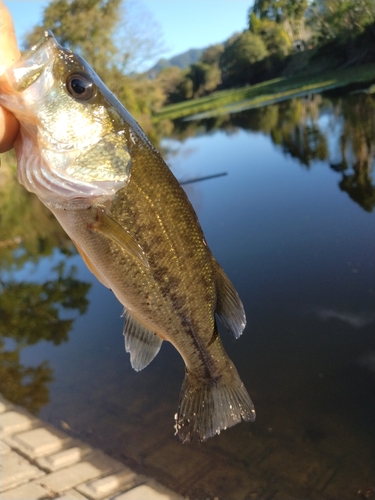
215;261;246;339
122;309;162;371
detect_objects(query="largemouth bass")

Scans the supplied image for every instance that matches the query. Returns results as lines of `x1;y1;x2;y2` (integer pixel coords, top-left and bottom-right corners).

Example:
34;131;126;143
0;32;255;442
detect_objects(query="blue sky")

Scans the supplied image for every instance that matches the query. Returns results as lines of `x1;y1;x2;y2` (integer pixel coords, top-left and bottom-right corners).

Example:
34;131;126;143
4;0;251;65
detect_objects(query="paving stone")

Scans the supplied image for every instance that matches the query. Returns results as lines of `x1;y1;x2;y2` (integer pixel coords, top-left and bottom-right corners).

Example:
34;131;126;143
77;468;145;500
113;481;185;500
55;489;89;500
4;425;71;459
0;393;182;500
0;450;45;492
0;410;39;438
1;480;49;499
0;439;11;455
36;442;93;471
36;451;124;493
0;395;13;414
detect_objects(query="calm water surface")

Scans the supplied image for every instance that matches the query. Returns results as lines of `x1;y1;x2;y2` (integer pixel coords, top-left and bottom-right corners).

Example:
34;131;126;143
1;93;374;499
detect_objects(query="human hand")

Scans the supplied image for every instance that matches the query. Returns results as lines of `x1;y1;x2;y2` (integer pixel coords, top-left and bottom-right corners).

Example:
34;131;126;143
0;1;21;153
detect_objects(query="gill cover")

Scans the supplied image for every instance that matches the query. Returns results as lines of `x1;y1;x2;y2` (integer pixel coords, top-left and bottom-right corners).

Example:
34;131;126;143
0;31;132;205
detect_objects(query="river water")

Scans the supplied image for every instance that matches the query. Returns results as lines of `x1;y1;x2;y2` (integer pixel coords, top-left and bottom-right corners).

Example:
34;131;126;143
1;92;374;499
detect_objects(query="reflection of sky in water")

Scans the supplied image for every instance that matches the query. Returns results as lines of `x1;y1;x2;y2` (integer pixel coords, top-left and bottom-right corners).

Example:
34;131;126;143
313;307;375;328
2;249;79;283
317;111;343;164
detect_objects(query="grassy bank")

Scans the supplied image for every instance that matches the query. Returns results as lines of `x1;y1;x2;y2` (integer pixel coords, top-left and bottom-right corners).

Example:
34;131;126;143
153;63;375;121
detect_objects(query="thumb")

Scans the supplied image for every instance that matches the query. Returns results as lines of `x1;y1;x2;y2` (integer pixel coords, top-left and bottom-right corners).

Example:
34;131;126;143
0;1;21;153
0;1;21;74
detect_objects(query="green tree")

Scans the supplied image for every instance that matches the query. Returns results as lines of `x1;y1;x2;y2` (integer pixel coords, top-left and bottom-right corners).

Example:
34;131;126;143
195;44;224;95
220;32;269;87
251;0;308;23
249;13;291;56
108;70;165;143
308;0;375;41
250;0;308;42
187;62;222;97
200;44;225;66
156;66;186;104
174;75;195;101
26;0;122;76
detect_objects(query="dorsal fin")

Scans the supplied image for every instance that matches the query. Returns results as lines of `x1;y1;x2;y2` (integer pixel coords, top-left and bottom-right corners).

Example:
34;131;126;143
122;309;163;371
215;261;246;339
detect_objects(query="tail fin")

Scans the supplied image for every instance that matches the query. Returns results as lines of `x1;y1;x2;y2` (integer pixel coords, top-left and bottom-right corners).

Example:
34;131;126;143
175;366;255;443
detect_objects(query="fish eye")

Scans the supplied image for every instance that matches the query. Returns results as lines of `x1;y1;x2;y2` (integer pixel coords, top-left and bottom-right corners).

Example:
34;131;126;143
66;72;95;100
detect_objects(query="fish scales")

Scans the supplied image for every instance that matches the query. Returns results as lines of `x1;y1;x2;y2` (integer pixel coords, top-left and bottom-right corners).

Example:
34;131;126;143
0;31;255;442
54;146;217;374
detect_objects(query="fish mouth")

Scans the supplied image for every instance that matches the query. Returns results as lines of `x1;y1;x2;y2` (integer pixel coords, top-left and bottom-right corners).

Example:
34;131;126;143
1;31;60;95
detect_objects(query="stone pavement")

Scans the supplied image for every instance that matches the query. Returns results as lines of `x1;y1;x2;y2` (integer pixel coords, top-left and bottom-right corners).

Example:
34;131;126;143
0;395;184;500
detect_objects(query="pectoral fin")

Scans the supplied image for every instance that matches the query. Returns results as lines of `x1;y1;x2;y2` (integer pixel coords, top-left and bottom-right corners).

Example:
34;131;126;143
122;309;163;371
93;207;149;268
215;261;246;339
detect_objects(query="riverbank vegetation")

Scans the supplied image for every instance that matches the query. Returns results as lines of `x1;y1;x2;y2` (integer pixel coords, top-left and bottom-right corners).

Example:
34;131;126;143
154;64;375;121
22;0;375;128
156;0;375;104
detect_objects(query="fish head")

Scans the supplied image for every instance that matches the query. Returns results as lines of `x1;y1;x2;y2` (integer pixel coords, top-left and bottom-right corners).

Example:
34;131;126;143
0;31;134;207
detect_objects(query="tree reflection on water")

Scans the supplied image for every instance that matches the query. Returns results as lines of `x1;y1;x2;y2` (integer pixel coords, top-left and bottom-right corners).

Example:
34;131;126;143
170;91;375;212
0;262;91;414
0;158;91;413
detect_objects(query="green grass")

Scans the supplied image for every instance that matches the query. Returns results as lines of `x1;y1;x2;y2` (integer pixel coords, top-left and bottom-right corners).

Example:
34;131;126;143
153;64;375;121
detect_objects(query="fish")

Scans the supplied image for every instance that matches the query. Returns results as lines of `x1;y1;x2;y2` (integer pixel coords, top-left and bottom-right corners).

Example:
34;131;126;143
0;31;255;442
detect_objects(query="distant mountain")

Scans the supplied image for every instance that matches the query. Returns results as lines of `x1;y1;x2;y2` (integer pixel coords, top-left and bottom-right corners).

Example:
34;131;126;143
147;48;204;77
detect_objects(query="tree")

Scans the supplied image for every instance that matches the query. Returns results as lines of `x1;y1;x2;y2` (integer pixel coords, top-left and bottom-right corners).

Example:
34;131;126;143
194;44;225;95
25;0;163;76
219;32;269;87
251;0;308;41
200;44;225;66
308;0;375;41
251;0;308;23
26;0;122;77
156;66;186;104
188;62;222;97
249;12;291;56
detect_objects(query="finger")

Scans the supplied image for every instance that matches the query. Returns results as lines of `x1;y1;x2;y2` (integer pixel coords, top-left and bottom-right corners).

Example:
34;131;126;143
0;1;21;152
0;107;19;153
0;1;20;74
